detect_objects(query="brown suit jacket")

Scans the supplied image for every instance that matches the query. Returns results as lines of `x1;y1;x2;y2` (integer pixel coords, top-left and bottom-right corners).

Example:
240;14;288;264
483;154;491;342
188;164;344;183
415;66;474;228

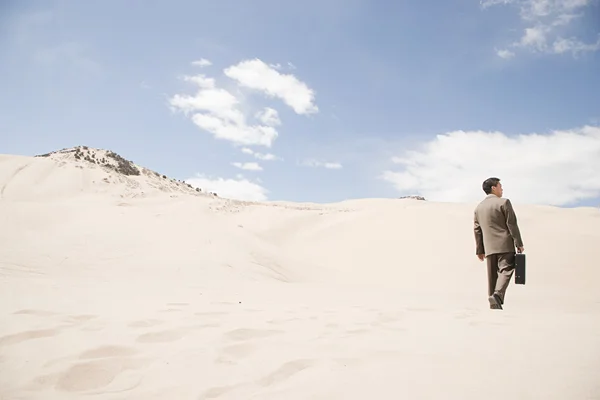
474;194;524;257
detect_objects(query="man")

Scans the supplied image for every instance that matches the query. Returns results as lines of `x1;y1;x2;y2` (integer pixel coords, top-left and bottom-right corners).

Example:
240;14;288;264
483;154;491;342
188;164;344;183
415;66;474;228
473;177;524;310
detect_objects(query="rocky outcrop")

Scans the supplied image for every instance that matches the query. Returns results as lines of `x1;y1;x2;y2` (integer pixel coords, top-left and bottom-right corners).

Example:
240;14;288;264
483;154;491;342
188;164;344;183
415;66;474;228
399;195;426;200
35;146;202;195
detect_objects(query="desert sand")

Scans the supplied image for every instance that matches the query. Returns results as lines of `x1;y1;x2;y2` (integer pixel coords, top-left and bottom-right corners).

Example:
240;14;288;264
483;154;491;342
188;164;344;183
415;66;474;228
1;147;599;400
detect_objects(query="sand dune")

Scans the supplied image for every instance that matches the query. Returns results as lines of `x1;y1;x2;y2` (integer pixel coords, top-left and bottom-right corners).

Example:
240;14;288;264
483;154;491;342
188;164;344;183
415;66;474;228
1;148;599;399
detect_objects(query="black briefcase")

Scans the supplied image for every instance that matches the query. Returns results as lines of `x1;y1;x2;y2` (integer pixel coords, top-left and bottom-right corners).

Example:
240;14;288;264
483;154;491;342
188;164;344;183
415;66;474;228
515;253;526;285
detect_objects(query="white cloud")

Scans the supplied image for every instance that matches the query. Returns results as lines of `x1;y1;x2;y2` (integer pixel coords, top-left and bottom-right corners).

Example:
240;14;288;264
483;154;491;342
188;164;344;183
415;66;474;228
301;159;343;169
232;162;263;171
183;74;216;89
381;125;600;206
553;36;600;54
255;152;279;161
483;0;599;57
256;107;281;126
186;174;268;201
520;25;549;50
224;58;318;115
480;0;513;7
240;147;281;161
191;58;212;67
168;72;278;147
496;49;516;58
169;57;317;148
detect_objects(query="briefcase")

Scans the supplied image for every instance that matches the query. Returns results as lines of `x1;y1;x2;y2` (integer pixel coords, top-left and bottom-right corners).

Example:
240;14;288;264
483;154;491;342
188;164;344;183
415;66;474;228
515;253;526;285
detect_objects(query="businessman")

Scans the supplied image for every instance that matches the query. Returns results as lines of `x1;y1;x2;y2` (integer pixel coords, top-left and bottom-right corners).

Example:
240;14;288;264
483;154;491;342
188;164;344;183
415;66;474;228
473;177;524;310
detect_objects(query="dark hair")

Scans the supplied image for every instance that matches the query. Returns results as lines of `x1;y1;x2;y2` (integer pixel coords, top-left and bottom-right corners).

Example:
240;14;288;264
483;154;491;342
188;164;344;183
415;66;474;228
482;177;500;194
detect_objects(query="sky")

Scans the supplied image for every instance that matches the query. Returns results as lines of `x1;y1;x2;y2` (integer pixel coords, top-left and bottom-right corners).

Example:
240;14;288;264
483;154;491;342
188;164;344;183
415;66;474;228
1;0;599;207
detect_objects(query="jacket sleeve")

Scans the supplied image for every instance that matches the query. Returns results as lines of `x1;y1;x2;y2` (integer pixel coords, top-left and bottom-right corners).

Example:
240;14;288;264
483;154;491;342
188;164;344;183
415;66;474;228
503;199;524;248
474;210;485;255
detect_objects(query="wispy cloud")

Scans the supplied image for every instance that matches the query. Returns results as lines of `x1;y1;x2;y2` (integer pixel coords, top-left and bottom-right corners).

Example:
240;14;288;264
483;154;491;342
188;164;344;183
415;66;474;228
241;147;281;161
231;162;263;171
553;37;600;54
300;159;343;169
255;107;281;126
168;72;279;147
191;58;212;67
224;58;319;115
169;58;318;149
483;0;599;57
381;125;600;205
496;48;516;58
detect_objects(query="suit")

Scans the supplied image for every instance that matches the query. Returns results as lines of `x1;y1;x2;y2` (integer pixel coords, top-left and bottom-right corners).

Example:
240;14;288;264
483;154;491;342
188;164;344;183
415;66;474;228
474;194;524;303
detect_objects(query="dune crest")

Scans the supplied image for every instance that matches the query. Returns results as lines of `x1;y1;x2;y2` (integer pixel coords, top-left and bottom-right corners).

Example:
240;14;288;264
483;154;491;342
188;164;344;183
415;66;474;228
1;147;599;399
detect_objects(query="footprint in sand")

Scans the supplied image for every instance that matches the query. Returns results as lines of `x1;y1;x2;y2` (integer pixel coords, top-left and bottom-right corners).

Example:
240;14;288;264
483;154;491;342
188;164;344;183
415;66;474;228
128;319;164;328
215;342;256;365
0;328;60;347
43;345;139;369
199;383;247;399
136;329;186;343
256;359;316;387
32;347;148;394
220;343;255;357
79;345;138;360
55;357;146;393
199;360;317;398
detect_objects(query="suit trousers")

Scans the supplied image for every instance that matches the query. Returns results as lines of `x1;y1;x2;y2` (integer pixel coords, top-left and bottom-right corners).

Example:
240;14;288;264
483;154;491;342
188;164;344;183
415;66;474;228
486;252;515;303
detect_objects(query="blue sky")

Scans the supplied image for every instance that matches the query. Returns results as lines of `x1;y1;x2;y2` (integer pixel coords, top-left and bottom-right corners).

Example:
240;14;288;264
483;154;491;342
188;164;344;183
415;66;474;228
2;0;599;206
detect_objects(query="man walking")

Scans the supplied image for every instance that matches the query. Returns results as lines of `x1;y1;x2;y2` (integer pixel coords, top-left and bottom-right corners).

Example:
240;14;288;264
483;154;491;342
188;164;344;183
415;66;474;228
473;177;524;310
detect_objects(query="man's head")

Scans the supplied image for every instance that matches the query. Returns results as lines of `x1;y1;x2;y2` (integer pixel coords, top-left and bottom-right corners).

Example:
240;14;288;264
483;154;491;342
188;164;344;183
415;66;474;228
482;177;503;197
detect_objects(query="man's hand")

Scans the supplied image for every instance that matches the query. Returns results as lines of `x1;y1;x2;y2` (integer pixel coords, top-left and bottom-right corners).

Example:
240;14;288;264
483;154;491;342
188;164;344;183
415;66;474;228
516;246;524;254
477;254;485;261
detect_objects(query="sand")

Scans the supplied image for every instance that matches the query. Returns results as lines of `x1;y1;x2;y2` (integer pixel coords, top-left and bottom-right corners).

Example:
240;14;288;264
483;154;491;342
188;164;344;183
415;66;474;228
1;150;599;399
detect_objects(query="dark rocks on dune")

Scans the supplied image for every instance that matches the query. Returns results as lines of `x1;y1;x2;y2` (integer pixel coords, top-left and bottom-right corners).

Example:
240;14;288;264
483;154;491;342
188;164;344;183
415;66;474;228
32;146;208;194
399;195;426;201
106;151;140;176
